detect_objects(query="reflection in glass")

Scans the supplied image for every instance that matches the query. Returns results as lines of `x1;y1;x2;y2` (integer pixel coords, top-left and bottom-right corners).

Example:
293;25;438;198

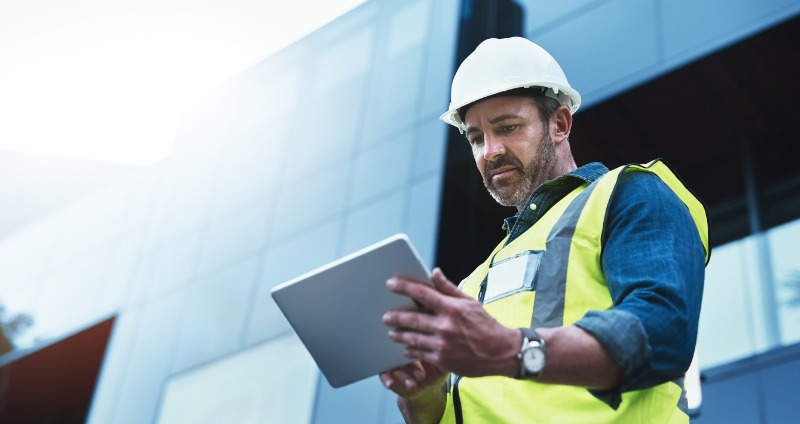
0;303;33;356
157;333;317;424
769;220;800;346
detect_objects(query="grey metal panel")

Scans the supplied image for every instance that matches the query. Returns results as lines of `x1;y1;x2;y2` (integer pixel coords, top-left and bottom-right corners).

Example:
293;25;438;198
312;377;384;424
761;356;800;424
691;373;762;424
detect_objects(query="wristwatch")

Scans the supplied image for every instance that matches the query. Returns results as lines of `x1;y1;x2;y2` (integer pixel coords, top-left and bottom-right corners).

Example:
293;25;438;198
517;328;547;378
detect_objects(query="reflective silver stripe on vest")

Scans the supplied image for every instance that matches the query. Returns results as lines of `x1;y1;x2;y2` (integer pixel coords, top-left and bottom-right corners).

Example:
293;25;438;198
530;180;600;329
674;377;689;414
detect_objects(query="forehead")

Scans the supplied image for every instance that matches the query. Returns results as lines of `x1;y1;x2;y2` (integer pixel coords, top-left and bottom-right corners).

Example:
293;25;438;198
463;95;539;125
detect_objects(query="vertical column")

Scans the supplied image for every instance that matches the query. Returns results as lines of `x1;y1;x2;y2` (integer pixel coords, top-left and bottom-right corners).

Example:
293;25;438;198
742;137;781;348
435;0;524;283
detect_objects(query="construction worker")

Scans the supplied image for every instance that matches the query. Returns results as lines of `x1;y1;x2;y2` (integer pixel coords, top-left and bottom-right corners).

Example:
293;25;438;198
380;37;709;423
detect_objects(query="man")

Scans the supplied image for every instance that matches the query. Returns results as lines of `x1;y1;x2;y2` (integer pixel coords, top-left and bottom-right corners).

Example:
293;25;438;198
380;37;709;423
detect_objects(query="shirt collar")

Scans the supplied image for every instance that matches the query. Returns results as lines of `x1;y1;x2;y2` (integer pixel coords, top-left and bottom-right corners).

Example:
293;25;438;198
563;162;609;185
502;162;609;232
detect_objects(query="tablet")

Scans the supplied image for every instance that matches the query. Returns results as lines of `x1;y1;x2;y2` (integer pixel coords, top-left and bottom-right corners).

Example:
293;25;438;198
270;233;432;388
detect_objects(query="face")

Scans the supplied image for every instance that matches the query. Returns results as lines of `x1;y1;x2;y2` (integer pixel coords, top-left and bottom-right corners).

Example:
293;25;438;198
463;96;557;209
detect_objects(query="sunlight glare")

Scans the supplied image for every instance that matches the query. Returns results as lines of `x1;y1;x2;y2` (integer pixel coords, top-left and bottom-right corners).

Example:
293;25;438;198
0;0;367;166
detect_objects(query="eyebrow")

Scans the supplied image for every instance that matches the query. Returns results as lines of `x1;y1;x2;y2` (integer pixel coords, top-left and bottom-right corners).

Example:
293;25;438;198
465;114;523;134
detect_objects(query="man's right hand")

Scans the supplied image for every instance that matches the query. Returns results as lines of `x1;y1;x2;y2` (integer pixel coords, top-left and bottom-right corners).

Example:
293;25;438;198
380;361;448;423
380;360;447;399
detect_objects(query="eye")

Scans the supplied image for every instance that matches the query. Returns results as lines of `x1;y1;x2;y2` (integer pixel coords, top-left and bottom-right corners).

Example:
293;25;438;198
500;124;517;134
468;135;484;146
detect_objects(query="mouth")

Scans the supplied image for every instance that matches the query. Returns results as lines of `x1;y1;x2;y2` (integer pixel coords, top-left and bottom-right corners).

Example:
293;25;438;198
490;166;517;180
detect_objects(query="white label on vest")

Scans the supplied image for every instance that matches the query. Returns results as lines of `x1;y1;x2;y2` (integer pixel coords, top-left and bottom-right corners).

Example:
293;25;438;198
485;250;542;303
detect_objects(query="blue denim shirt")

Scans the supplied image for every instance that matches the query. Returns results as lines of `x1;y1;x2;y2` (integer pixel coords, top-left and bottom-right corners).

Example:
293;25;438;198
503;162;705;409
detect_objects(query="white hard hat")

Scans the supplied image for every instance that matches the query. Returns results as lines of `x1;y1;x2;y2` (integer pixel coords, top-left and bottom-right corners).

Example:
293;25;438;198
440;37;581;133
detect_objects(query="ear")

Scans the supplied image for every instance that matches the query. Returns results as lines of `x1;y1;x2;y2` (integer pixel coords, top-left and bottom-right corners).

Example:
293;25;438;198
551;106;572;144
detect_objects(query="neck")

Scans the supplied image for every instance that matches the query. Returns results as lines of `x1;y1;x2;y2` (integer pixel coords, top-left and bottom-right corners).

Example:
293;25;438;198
514;156;578;212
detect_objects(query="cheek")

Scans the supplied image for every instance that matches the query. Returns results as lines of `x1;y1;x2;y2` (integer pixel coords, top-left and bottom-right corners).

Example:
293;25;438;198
473;155;487;175
514;133;542;162
472;146;484;163
471;143;483;157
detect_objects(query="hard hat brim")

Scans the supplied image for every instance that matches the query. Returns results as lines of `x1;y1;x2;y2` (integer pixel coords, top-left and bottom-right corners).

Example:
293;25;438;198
439;82;581;133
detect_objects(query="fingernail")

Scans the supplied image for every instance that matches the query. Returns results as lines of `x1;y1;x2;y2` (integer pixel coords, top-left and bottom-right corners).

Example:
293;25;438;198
384;378;393;388
382;312;391;322
386;278;397;288
405;379;415;390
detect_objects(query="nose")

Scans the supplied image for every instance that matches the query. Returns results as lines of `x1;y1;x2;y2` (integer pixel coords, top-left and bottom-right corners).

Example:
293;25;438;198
483;132;506;162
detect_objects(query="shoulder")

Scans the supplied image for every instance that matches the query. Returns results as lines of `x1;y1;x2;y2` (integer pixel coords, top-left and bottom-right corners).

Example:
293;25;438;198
602;167;695;245
611;168;683;210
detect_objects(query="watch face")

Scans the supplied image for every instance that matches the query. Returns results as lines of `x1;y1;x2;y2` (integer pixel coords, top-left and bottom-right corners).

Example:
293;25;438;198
523;343;546;374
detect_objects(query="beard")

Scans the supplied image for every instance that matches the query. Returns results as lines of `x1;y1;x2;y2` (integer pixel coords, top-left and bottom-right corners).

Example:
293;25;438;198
482;132;557;208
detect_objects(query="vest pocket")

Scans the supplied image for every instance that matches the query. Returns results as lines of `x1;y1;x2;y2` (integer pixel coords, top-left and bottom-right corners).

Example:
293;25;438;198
484;250;543;303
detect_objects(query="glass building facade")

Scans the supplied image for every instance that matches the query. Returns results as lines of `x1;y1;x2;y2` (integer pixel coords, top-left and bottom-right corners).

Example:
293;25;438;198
0;0;799;423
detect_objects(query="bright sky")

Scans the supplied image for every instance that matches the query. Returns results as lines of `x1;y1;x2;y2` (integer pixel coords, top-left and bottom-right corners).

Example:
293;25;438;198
0;0;366;165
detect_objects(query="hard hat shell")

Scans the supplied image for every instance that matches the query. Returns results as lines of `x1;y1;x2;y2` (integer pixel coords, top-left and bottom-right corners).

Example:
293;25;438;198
440;37;581;133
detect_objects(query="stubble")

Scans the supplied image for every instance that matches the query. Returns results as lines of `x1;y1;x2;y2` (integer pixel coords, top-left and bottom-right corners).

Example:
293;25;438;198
482;132;557;208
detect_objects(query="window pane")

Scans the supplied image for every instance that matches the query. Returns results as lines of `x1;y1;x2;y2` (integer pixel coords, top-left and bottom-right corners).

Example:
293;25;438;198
157;333;317;424
768;219;800;346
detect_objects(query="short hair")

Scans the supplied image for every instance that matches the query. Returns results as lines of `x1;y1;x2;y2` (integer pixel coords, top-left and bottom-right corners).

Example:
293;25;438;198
457;87;562;127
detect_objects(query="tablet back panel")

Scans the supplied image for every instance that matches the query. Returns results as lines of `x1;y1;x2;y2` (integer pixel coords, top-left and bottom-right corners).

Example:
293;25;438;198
270;233;431;388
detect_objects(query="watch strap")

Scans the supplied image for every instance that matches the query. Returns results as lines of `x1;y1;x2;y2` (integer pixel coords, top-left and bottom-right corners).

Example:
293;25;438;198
520;327;541;343
517;330;529;378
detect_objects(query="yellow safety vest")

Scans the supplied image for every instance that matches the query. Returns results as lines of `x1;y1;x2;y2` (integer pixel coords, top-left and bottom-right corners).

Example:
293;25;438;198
440;160;709;424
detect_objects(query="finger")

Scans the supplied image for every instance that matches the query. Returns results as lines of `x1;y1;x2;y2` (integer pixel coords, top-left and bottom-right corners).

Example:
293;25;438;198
399;361;426;382
410;362;426;381
380;372;411;392
431;267;471;299
387;277;450;311
405;347;442;367
384;310;437;333
379;372;394;388
389;328;440;351
389;366;419;391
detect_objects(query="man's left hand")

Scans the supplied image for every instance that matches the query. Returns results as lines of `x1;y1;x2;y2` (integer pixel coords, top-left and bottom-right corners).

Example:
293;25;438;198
382;267;521;378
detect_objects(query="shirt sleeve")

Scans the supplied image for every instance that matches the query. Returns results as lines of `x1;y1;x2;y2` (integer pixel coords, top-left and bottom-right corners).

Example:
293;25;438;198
573;169;706;409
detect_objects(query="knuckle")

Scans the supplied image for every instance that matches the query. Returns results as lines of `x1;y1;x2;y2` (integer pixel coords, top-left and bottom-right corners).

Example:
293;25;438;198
408;283;425;297
399;311;414;327
436;317;456;336
408;313;421;330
